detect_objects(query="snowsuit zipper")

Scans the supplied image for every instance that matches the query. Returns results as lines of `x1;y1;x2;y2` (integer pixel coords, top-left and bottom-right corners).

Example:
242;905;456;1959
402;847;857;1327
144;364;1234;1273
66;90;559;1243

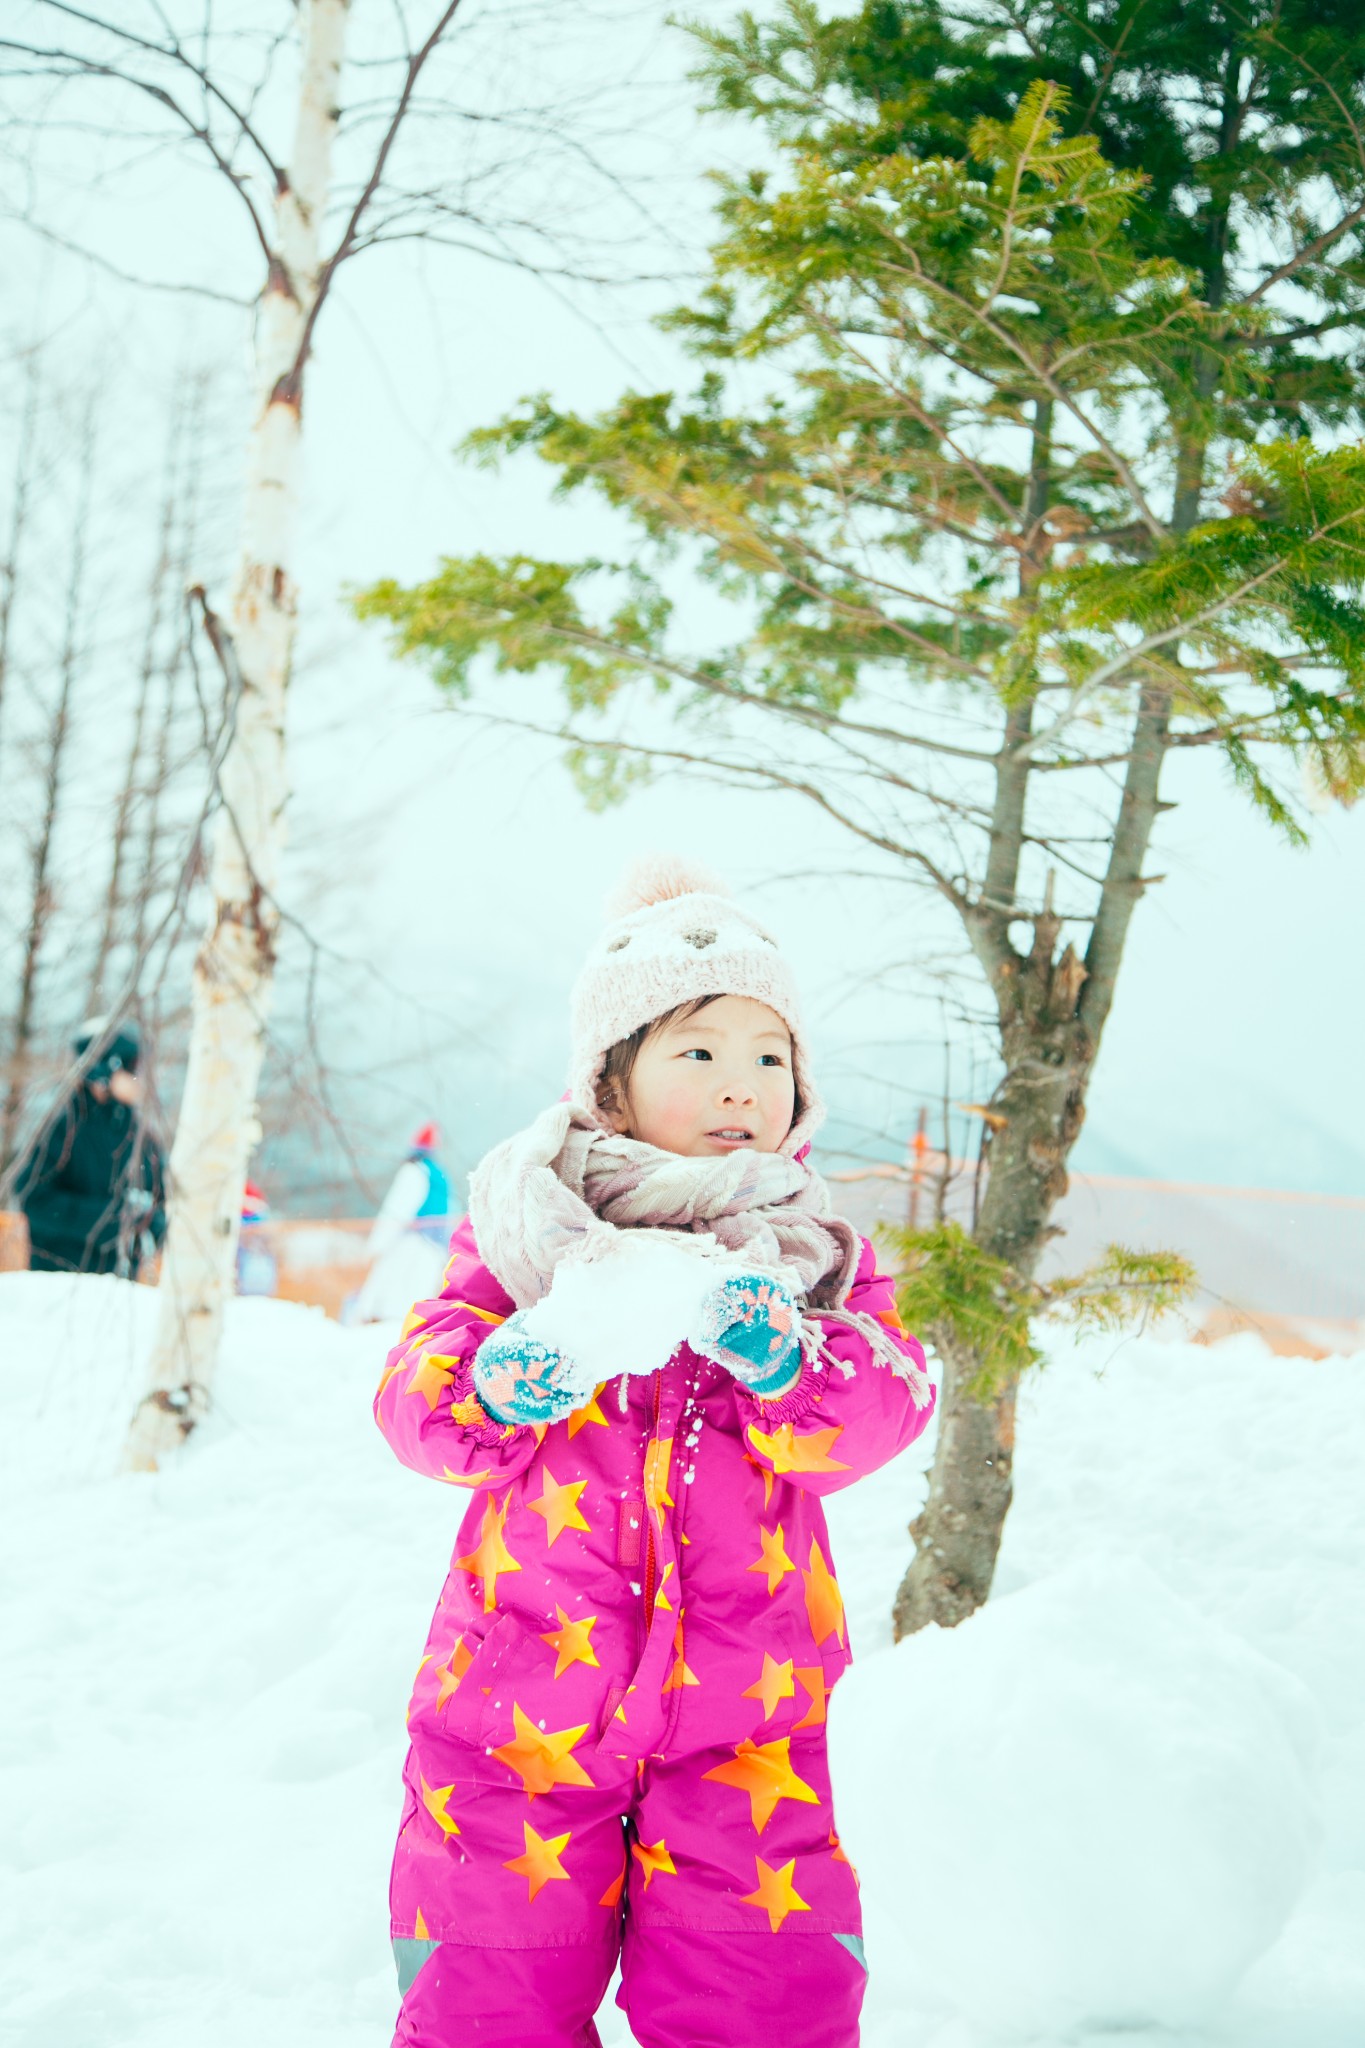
642;1370;662;1632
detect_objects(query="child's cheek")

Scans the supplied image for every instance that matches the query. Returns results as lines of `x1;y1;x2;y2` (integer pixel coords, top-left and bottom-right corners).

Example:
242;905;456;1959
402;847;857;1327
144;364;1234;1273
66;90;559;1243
653;1077;706;1144
642;1073;703;1155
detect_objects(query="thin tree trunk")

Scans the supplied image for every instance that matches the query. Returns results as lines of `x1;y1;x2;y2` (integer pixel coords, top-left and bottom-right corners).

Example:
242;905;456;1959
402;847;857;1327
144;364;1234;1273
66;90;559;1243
898;1338;1019;1634
125;0;350;1469
0;351;41;777
894;393;1172;1637
893;1030;1077;1635
0;407;95;1169
893;937;1085;1634
89;404;185;1014
894;696;1173;1634
132;389;205;971
894;64;1242;1636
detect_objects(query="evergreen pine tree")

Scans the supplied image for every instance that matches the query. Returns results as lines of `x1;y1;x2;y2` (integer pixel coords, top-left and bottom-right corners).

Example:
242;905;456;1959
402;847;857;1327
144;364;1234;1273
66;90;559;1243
357;1;1365;1630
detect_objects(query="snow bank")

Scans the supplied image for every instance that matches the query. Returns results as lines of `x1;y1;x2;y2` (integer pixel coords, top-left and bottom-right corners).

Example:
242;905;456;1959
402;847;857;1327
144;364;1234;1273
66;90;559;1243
830;1555;1321;2035
2;1277;1362;2048
0;1274;428;2048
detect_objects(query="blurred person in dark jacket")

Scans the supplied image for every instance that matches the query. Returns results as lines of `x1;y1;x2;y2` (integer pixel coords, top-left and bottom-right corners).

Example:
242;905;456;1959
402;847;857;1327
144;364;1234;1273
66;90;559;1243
15;1018;167;1278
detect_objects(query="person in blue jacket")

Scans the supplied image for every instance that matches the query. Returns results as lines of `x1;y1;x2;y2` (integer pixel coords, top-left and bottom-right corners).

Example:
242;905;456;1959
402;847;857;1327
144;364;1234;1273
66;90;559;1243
349;1123;451;1323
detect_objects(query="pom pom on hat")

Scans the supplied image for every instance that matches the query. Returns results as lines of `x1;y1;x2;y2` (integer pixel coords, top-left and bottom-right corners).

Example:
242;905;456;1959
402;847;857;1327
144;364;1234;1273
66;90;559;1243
603;853;730;921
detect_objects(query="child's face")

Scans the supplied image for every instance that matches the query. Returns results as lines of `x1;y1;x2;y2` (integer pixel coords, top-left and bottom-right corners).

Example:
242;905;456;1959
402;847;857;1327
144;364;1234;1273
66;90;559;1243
606;995;796;1157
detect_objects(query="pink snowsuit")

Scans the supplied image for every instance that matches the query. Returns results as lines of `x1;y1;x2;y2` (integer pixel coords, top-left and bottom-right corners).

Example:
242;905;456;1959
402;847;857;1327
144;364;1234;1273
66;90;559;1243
377;1214;934;2047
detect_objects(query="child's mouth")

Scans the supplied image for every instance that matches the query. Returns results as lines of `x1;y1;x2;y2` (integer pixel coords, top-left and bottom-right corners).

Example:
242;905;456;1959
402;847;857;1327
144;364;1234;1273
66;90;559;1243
706;1128;754;1146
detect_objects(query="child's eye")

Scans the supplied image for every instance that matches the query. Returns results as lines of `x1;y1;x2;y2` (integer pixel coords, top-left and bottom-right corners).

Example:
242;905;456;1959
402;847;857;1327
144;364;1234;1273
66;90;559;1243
758;1053;786;1067
681;1047;712;1061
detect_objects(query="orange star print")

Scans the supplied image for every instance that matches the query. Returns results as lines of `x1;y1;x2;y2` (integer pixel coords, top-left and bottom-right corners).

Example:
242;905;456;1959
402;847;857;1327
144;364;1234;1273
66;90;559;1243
744;1448;777;1509
793;1665;831;1730
802;1538;845;1649
529;1468;591;1546
504;1821;572;1902
493;1705;596;1798
449;1393;489;1428
419;1778;460;1839
702;1736;821;1834
631;1838;677;1889
746;1421;849;1476
455;1492;521;1613
405;1349;458;1411
749;1522;796;1596
742;1855;811;1932
540;1607;599;1678
439;1463;494;1489
567;1387;610;1437
434;1636;475;1712
742;1652;795;1721
643;1437;675;1529
661;1617;699;1693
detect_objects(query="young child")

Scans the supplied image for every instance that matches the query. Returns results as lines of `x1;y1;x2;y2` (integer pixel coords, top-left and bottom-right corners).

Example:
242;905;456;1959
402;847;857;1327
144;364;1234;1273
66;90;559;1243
375;857;935;2048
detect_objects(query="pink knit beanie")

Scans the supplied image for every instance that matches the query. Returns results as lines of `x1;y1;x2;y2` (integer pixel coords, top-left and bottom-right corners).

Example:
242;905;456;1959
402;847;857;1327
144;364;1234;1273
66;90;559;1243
568;855;824;1154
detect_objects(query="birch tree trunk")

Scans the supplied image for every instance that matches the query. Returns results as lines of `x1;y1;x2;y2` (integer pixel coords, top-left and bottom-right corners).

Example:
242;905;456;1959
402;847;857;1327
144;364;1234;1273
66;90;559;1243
125;0;351;1470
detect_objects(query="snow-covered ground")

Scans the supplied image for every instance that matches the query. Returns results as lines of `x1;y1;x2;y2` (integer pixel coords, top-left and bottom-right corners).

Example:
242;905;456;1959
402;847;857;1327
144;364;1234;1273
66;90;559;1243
1;1273;1361;2047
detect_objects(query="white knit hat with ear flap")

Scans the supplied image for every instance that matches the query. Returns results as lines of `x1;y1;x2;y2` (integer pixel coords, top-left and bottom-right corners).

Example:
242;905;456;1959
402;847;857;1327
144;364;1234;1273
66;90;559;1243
568;853;825;1153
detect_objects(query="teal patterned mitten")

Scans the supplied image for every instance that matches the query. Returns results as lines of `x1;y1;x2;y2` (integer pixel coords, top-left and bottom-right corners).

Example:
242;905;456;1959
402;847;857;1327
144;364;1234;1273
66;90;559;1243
692;1273;802;1397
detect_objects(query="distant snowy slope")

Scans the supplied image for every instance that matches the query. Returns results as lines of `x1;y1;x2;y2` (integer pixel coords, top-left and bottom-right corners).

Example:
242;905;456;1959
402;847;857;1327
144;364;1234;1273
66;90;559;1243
1;1275;1361;2048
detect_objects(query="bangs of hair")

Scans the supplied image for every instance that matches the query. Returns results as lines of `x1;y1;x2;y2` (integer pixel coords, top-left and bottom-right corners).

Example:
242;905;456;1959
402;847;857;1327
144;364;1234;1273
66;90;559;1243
596;995;802;1129
598;996;720;1101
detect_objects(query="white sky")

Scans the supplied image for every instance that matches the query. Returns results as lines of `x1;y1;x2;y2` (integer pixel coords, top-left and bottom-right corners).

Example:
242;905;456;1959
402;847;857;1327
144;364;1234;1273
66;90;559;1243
2;0;1360;1202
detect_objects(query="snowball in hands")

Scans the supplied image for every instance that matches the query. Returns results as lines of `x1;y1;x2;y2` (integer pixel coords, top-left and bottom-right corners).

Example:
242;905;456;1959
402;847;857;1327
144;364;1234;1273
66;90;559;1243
476;1233;720;1420
474;1233;802;1422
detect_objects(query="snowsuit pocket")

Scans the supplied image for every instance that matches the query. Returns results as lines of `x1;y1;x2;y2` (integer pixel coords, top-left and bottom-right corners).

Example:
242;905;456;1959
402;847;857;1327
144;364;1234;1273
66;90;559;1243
765;1637;850;1744
431;1613;519;1748
443;1612;621;1756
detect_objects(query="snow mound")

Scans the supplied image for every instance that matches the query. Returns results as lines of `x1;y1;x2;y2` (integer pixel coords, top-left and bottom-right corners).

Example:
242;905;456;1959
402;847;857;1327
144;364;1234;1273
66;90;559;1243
5;1280;1361;2047
0;1275;425;2048
830;1554;1321;2037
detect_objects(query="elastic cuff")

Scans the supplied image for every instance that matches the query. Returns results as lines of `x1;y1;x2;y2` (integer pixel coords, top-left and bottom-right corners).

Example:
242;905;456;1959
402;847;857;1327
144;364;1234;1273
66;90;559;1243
734;1355;822;1426
452;1358;523;1447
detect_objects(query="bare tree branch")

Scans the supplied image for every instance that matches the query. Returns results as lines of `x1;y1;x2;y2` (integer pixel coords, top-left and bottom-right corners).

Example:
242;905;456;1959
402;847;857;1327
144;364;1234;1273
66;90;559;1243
0;33;276;261
285;0;467;397
5;210;252;304
32;0;286;181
